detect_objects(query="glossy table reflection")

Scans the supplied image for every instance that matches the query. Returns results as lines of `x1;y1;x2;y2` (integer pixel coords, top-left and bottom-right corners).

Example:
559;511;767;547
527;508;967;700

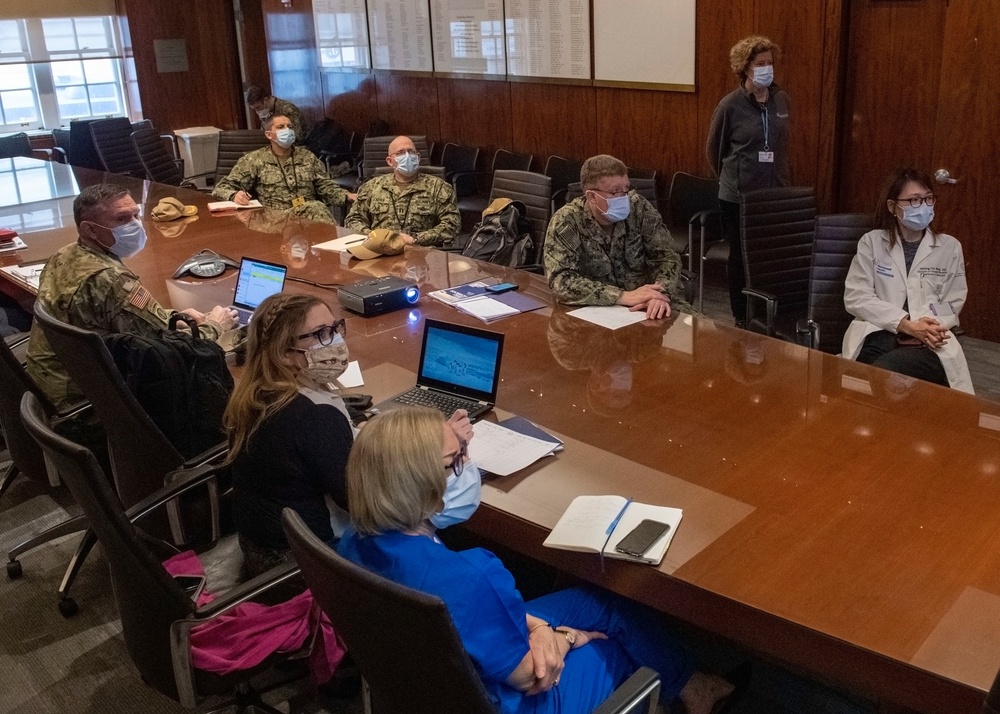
4;161;1000;714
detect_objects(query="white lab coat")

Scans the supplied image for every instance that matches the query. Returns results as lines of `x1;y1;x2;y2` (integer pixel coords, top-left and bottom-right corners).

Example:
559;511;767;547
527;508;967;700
841;228;973;393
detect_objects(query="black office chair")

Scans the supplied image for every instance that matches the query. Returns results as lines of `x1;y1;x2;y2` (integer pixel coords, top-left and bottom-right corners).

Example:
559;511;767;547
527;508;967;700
740;187;817;340
20;392;306;713
131;126;202;187
666;172;725;312
214;130;271;185
57;119;105;171
281;508;661;714
800;213;871;353
488;170;552;265
33;303;226;550
458;149;534;233
544;155;583;212
90;117;147;178
0;335;92;599
440;143;480;197
0;132;56;161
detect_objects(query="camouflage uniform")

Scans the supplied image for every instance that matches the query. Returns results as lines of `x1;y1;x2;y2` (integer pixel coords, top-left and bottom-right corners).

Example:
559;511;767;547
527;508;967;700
345;173;460;247
26;242;223;410
213;146;345;225
544;194;689;309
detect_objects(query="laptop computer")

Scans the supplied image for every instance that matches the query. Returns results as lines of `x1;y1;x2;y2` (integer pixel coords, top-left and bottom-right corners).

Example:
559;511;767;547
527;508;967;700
372;319;505;422
230;257;288;326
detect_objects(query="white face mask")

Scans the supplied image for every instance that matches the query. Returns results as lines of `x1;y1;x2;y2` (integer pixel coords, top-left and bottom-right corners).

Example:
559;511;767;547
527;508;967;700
430;461;482;529
255;108;270;120
751;65;774;88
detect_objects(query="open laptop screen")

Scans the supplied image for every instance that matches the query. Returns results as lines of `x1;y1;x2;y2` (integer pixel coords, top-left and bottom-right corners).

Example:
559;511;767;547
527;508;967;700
233;257;287;310
417;319;504;402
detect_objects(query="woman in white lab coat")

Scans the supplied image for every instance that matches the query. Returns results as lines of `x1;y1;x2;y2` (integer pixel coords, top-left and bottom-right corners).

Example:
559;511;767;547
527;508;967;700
841;168;973;393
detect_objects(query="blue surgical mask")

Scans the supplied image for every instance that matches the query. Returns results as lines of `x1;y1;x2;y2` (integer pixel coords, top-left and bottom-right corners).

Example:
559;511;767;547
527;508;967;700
752;65;774;88
274;128;295;148
106;219;147;258
395;152;420;176
601;194;631;223
430;461;481;529
900;204;934;232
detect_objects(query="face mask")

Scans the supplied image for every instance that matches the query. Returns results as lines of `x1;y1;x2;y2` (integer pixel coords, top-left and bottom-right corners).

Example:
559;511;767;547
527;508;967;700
395;152;419;176
274;128;295;148
751;65;774;88
101;219;147;258
299;334;349;386
900;203;934;232
255;108;270;120
597;193;630;223
430;461;482;529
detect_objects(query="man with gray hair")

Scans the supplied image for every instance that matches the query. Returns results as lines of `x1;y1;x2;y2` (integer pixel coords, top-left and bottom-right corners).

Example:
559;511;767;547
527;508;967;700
544;154;686;320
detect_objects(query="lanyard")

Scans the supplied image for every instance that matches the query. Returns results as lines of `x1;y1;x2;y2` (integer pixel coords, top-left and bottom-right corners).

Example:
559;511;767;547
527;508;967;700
761;104;770;152
272;150;298;194
388;191;413;230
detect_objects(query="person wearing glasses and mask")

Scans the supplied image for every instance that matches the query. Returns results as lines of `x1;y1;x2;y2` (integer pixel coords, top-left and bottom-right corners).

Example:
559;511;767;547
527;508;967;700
706;36;790;327
213;115;353;225
345;135;460;247
225;294;473;576
544;154;687;320
842;168;972;393
339;407;739;714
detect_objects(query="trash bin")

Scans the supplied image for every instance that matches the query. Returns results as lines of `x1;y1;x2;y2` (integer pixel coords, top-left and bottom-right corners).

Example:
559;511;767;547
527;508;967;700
174;126;221;188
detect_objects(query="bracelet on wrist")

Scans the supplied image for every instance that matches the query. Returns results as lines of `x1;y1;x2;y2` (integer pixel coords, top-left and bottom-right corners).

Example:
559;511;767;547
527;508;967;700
528;622;549;636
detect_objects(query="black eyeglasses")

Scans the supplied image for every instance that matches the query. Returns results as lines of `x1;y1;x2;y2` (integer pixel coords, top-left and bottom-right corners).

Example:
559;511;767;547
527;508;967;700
894;195;936;208
589;186;632;198
448;440;468;478
297;319;346;346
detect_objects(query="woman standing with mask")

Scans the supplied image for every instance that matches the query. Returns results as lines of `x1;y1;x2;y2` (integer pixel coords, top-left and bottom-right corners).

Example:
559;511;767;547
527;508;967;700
841;168;972;393
706;36;790;326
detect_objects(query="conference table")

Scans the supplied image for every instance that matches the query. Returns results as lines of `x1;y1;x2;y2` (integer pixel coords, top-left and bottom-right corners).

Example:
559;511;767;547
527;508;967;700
3;158;1000;714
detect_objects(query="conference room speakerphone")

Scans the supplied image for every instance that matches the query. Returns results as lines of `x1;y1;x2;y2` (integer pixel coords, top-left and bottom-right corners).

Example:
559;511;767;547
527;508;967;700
337;276;419;316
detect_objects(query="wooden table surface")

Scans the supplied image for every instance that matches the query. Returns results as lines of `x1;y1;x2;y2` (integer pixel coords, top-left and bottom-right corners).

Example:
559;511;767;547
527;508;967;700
5;160;999;713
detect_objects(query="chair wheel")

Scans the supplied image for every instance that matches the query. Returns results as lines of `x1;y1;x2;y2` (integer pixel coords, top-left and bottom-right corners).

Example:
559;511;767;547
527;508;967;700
58;597;78;617
6;560;22;579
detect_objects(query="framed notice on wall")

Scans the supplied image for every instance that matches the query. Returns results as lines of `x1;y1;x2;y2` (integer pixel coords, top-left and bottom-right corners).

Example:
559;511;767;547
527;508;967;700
368;0;433;72
505;0;590;82
313;0;372;71
593;0;696;91
430;0;506;77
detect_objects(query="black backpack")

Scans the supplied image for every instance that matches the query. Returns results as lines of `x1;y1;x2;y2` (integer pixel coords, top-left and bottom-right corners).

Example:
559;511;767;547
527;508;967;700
103;314;234;460
462;198;535;269
304;118;351;159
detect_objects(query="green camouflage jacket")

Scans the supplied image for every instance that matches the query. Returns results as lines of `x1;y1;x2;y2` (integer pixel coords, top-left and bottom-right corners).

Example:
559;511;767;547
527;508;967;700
345;173;460;246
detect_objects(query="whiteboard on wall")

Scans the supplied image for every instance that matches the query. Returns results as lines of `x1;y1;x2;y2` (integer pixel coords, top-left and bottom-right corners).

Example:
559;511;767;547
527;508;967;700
593;0;696;90
505;0;590;81
429;0;506;77
313;0;372;71
368;0;433;72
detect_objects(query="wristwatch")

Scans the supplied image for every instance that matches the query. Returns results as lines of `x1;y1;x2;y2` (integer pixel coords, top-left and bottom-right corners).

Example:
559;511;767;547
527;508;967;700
553;627;576;647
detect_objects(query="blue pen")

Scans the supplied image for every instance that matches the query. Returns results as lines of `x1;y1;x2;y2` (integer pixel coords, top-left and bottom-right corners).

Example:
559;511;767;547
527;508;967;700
605;498;632;536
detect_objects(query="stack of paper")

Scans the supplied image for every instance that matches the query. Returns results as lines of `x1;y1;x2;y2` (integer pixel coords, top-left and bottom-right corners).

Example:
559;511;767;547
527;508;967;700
468;419;561;476
207;199;263;211
0;264;41;289
312;234;368;252
0;237;28;253
454;296;520;322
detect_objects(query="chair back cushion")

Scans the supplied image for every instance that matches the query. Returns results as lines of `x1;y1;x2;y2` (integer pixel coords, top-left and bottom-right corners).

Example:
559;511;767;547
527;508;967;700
215;130;270;183
132;127;183;185
808;213;871;354
282;509;497;714
361;135;430;180
740;186;817;319
90;117;146;177
0;132;32;159
667;172;721;232
492;149;533;173
67;119;105;171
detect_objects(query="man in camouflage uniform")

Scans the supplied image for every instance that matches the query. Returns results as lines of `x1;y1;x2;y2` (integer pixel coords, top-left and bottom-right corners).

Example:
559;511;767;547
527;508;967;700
345;135;460;247
245;85;309;143
213;115;350;225
27;184;239;411
544;154;687;320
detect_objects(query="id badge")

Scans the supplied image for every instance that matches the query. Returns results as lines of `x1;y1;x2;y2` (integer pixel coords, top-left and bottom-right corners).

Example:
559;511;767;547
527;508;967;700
292;196;306;208
758;151;774;163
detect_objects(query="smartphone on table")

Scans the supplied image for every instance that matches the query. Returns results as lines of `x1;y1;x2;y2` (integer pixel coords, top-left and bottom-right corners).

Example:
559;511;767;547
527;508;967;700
614;519;671;558
486;282;518;294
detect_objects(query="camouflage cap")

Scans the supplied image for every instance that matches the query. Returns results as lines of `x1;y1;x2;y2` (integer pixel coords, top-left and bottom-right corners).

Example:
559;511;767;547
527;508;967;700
347;228;407;260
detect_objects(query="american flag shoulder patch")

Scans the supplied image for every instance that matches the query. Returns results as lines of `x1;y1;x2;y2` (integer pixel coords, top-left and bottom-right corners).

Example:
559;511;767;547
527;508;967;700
127;283;151;310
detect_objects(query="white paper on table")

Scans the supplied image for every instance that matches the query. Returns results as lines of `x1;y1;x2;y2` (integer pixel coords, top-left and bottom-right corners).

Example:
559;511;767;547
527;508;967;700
312;234;368;252
567;306;648;330
0;237;28;253
337;360;364;388
454;296;520;322
469;419;559;476
207;199;263;211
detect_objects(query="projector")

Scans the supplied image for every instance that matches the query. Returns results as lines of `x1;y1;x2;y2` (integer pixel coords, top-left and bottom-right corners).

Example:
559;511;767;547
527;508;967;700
338;275;419;316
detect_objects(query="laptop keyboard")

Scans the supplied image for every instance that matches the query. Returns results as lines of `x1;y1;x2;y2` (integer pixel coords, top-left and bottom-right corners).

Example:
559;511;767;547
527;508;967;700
233;306;253;326
393;388;484;419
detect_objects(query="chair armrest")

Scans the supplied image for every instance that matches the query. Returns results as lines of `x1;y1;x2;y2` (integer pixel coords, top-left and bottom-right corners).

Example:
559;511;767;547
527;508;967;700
169;560;303;707
795;318;819;348
742;287;778;336
449;169;479;197
124;460;222;524
689;207;722;228
182;440;228;469
160;133;180;160
31;148;54;161
51;400;92;425
50;147;68;163
593;666;660;714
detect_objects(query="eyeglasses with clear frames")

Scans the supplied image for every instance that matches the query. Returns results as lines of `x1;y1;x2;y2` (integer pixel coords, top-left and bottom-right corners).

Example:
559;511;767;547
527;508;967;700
448;440;468;479
894;195;936;208
391;148;418;160
297;319;347;346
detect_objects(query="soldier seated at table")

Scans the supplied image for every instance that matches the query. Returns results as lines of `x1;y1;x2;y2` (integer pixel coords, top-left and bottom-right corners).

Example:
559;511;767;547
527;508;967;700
543;154;689;321
212;115;351;225
344;135;460;247
26;184;239;412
